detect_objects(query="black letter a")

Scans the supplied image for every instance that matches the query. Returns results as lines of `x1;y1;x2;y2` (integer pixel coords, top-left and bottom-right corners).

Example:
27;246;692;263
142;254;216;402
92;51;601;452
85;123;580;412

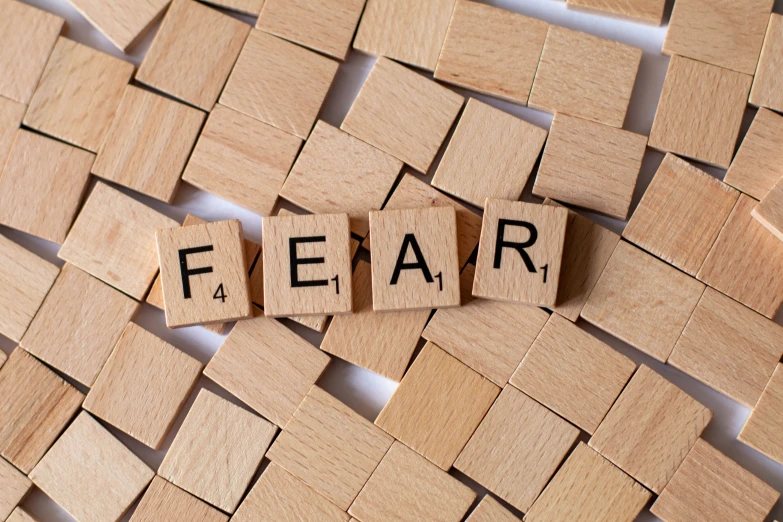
390;234;434;285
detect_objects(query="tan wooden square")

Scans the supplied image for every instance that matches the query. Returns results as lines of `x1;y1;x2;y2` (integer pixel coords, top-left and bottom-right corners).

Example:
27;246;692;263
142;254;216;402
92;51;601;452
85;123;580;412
566;0;666;25
136;0;250;111
202;0;263;15
581;241;705;362
528;26;642;128
648;55;752;168
158;389;276;513
0;130;93;243
24;37;134;152
473;199;568;307
29;412;154;522
58;182;179;300
532;113;647;220
6;508;38;522
724;107;783;200
130;476;228;522
750;14;783;112
342;57;464;173
68;0;169;52
454;385;579;512
465;496;520;522
0;456;32;521
432;99;548;208
349;441;476;522
740;363;783;464
753;176;783;241
434;0;548;105
0;97;26;168
623;153;739;276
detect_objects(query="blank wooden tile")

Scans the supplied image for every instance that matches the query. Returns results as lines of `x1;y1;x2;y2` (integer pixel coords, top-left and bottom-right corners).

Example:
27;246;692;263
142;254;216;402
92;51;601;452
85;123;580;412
0;97;25;169
29;412;154;522
465;496;520;522
663;0;773;75
750;14;783;112
589;365;712;494
724;107;783;200
434;0;548;105
525;443;651;522
68;0;169;52
455;385;579;512
528;26;641;128
582;241;705;362
432;99;547;207
0;1;64;104
136;0;250;111
566;0;666;25
698;194;783;318
279;121;403;237
158;389;276;513
182;104;302;216
753;177;783;241
648;55;752;168
202;0;263;15
740;363;783;464
532;113;647;220
349;441;476;522
130;476;228;522
58;182;179;300
0;130;93;243
342;57;464;173
320;260;429;381
24;37;134;152
423;264;549;386
0;456;31;521
6;508;38;522
651;439;778;522
473;199;568;307
623;153;739;276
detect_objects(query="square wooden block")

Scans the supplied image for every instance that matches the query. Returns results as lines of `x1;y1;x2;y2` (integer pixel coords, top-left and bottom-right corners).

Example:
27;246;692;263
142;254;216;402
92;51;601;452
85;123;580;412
532;113;647;220
750;14;783;112
648;55;752;168
432;99;547;207
663;0;773;75
434;0;548;105
342;57;464;173
623;153;739;276
24;37;134;152
651;439;778;522
0;130;93;243
158;389;276;513
0;456;32;521
130;476;228;522
136;0;250;111
455;385;580;512
581;241;705;362
349;441;476;522
589;365;712;494
465;496;520;522
0;97;25;168
724;107;783;200
320;260;429;381
58;182;179;300
473;199;568;307
753;176;783;241
525;443;651;522
566;0;666;25
423;264;550;386
29;412;154;522
68;0;169;52
370;207;461;311
280;121;403;237
698;194;783;318
740;363;783;464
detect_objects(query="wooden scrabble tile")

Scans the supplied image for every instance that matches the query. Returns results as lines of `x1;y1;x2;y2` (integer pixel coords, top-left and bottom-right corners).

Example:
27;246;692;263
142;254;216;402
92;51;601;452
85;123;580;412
663;0;773;75
740;363;783;463
136;0;250;111
0;130;93;243
280;121;402;237
532;113;647;220
528;26;641;128
0;457;31;521
0;97;25;168
267;386;394;510
369;207;460;311
753;177;783;240
434;1;548;105
698;194;783;318
648;55;752;168
651;439;778;522
423;264;549;386
465;496;520;522
375;342;499;470
473;199;568;307
581;241;705;362
566;0;666;25
589;365;712;494
724;108;783;200
0;234;59;343
525;442;651;522
623;154;740;276
353;0;457;71
349;441;476;522
58;182;179;300
68;0;169;52
24;37;134;152
159;389;276;513
320;260;428;381
6;508;38;522
130;476;228;522
342;57;464;173
0;1;64;104
29;412;154;522
750;14;783;112
454;385;579;512
432;99;547;207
